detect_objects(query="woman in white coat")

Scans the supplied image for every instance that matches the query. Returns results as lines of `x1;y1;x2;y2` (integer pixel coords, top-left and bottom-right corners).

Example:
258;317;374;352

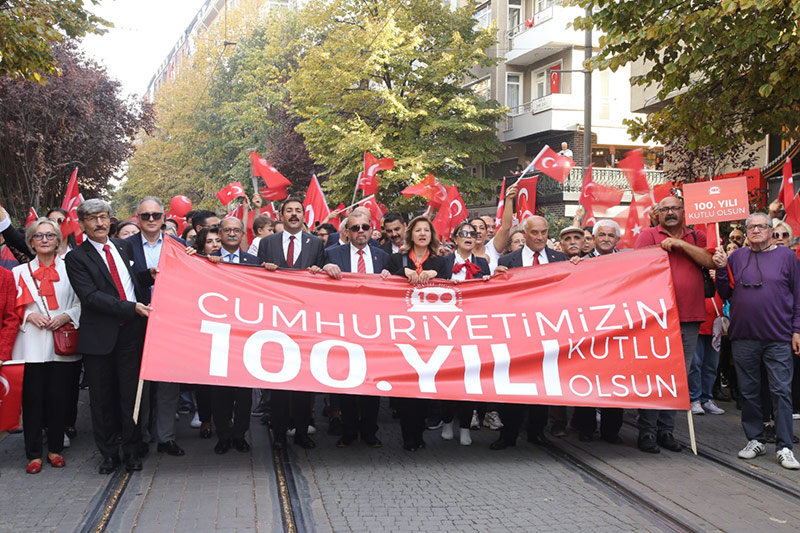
12;219;81;474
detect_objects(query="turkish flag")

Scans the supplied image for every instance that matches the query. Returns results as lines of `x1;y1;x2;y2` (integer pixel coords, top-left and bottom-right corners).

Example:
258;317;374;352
303;175;331;228
549;67;560;94
783;191;800;238
780;158;794;209
358;196;387;230
579;165;624;215
699;223;719;252
615;199;649;249
224;204;244;220
244;206;275;244
25;207;38;227
0;361;24;431
165;211;187;235
401;174;448;209
432;186;468;240
249;152;291;201
516;177;538;222
652;181;676;204
532;145;574;183
357;153;394;196
60;168;84;244
216;182;247;206
618;149;650;195
495;177;507;229
15;276;34;320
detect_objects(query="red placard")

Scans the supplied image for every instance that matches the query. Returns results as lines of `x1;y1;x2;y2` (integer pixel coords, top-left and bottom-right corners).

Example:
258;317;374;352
140;239;688;410
683;177;750;224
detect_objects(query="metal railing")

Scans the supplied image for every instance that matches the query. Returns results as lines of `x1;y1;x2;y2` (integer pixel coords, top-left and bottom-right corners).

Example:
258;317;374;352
507;3;560;40
531;166;668;195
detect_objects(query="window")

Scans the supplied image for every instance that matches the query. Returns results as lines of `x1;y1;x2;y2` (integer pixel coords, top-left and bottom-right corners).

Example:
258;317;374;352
467;77;491;100
474;4;490;28
536;0;553;13
532;61;562;99
508;0;522;32
506;73;521;112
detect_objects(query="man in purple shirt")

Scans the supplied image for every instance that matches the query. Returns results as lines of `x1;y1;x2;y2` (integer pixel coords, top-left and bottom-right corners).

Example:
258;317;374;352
714;212;800;469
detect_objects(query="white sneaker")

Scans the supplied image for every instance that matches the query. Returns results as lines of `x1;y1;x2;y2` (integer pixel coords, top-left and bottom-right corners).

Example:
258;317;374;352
63;433;71;448
483;411;503;430
690;400;704;415
190;412;201;428
286;427;296;437
459;428;472;446
701;400;725;415
470;410;480;430
738;439;766;459
307;425;317;435
441;422;454;440
793;413;800;420
777;448;800;469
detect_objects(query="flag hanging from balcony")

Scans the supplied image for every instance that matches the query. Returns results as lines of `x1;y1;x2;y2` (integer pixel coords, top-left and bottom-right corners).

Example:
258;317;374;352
531;145;574;183
549;67;560;94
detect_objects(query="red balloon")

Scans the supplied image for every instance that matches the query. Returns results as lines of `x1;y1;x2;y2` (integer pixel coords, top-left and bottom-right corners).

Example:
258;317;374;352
169;195;192;217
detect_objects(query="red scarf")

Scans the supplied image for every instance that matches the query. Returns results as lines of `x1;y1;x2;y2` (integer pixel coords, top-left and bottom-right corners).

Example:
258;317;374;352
32;262;59;310
409;249;430;275
452;259;482;280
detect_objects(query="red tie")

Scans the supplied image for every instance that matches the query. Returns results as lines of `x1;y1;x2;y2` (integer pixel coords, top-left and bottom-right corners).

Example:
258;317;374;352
287;235;295;268
533;251;540;265
357;250;366;274
103;244;127;300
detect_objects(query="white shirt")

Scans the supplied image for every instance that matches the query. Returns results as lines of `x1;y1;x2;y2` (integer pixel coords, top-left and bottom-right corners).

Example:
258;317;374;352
349;244;374;274
451;253;469;281
522;246;548;267
391;243;400;254
222;248;241;264
282;230;302;265
87;238;136;302
484;237;501;273
248;236;261;257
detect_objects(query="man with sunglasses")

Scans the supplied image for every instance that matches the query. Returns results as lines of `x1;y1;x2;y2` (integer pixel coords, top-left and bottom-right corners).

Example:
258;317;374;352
713;212;800;469
321;211;390;448
127;196;187;458
634;195;715;454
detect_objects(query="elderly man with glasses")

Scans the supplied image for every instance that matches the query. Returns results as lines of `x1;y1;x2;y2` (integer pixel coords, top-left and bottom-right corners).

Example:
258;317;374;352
634;195;715;454
714;212;800;469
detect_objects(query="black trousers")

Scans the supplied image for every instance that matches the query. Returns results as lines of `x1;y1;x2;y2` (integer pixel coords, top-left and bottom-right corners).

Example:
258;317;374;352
22;361;75;459
497;403;548;442
64;359;82;427
83;319;145;460
340;394;379;440
441;401;474;429
271;390;313;439
211;386;252;441
573;407;623;439
398;397;428;446
195;385;213;423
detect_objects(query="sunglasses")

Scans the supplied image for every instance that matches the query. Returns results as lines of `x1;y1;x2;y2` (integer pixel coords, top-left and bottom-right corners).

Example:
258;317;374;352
139;212;163;221
773;232;790;239
349;223;371;232
457;231;478;238
49;217;65;225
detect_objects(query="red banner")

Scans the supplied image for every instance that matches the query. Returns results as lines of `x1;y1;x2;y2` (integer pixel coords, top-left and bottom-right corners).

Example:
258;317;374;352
0;361;24;431
140;240;688;410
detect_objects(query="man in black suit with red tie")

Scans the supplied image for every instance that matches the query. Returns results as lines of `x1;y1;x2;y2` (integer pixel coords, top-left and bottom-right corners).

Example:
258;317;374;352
321;211;391;448
65;199;155;474
258;197;326;449
491;215;567;451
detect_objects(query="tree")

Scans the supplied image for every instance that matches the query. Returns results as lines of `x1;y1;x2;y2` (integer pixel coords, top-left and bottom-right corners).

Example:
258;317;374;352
0;0;108;82
0;41;153;223
289;0;506;207
572;0;800;152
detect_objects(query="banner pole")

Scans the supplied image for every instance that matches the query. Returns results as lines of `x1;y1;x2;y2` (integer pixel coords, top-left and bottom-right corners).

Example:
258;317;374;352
687;410;697;455
133;379;144;424
715;221;722;248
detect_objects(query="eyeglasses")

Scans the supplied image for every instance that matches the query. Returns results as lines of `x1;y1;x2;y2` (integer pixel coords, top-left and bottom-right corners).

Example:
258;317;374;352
49;217;64;225
746;223;769;232
33;233;57;242
349;223;371;232
773;232;790;239
138;212;163;221
740;250;764;288
221;227;243;234
82;214;110;224
457;231;477;238
659;206;684;213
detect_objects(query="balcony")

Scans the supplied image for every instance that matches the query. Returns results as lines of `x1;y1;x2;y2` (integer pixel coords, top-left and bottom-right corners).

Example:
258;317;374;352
503;93;583;141
536;167;668;196
505;4;596;66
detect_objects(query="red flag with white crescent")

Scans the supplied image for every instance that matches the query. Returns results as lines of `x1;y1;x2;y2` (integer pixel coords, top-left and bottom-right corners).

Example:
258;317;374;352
249;152;291;201
217;182;247;206
60;168;84;244
25;207;38;227
531;145;574;183
432;186;467;240
516;177;538;223
780;157;794;209
401;174;448;209
618;149;650;195
303;175;331;228
357;196;387;230
0;361;24;431
357;153;394;196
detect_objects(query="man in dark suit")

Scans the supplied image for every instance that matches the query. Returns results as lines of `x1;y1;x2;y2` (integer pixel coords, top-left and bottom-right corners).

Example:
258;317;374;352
258;197;326;449
325;207;381;249
208;217;260;454
379;212;406;255
490;215;567;451
65;199;155;474
321;211;390;448
127;196;186;458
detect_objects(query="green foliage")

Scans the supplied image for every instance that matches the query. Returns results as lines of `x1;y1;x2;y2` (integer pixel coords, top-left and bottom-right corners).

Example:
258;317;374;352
0;0;108;82
571;0;800;152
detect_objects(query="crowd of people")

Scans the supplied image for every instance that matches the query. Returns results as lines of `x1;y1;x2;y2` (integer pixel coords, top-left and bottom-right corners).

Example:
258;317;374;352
1;181;800;475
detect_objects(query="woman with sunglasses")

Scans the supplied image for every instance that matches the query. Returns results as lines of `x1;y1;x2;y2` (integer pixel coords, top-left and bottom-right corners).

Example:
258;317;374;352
10;219;81;473
388;216;448;451
772;220;792;247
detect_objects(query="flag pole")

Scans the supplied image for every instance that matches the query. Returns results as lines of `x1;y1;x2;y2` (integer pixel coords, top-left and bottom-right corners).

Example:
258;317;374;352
133;379;144;424
346;194;375;211
687;410;698;455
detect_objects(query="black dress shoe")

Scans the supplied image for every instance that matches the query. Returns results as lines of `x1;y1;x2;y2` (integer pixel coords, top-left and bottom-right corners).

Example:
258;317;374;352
214;439;232;454
638;434;660;454
402;441;418;451
578;432;593;442
527;433;549;446
657;433;683;452
138;442;150;458
601;434;624;444
124;456;143;472
232;438;250;452
328;417;343;436
362;435;382;448
336;436;356;448
157;440;186;456
489;438;516;450
98;456;120;474
294;435;316;449
199;423;213;439
65;426;77;439
273;433;287;450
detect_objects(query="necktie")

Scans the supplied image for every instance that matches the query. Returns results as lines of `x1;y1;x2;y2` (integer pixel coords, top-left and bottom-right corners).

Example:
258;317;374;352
533;251;540;265
357;249;366;274
228;253;235;263
103;244;127;300
287;235;295;268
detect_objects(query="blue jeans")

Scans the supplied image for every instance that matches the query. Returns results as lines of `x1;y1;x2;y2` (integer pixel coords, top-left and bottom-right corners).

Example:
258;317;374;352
689;334;720;402
638;321;701;438
732;340;794;450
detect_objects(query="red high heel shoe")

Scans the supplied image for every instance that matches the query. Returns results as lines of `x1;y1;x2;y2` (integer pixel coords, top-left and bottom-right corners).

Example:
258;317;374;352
47;454;66;468
26;460;43;474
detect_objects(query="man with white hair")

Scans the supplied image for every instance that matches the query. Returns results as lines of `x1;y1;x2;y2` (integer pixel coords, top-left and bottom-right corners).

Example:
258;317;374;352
591;219;621;256
714;212;800;469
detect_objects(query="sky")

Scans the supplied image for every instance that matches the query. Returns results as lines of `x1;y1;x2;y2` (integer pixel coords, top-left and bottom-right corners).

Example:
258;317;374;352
80;0;203;98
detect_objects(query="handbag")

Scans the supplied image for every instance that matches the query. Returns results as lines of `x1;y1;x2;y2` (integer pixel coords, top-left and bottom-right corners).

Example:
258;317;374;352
27;262;79;356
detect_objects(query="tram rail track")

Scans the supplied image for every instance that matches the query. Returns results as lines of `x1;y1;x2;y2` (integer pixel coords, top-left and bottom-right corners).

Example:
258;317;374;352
76;468;131;533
